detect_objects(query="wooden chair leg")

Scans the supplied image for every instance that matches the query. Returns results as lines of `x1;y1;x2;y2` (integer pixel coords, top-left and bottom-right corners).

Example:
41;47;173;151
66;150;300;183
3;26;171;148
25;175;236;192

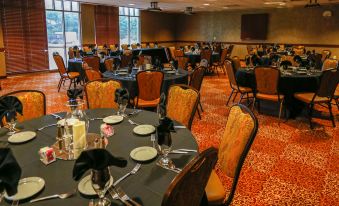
327;102;336;127
238;93;244;104
278;99;284;121
232;92;238;102
226;89;234;106
309;103;314;129
57;78;63;92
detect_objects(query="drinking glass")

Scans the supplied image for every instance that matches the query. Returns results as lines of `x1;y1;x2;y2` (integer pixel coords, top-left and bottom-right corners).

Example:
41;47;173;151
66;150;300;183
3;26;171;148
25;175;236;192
5;110;17;135
91;167;112;206
156;129;173;167
156;104;166;120
117;98;128;117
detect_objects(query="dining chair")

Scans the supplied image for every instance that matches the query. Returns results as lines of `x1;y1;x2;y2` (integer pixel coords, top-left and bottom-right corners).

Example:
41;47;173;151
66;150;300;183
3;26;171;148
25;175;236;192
231;56;241;71
174;49;184;60
168;46;176;60
83;56;100;72
189;66;206;119
177;56;189;70
84;79;122;110
225;60;253;106
205;104;258;205
321;50;331;62
253;66;285;120
104;58;114;72
131;44;137;49
281;55;298;67
141;43;147;48
334;85;339;110
212;48;228;75
1;90;46;123
149;43;155;48
53;53;80;92
84;68;102;82
121;44;129;50
200;49;212;69
294;68;339;128
166;84;199;130
121;54;133;68
68;47;75;59
293;46;305;56
162;147;218;206
322;58;338;71
135;70;164;109
227;45;234;57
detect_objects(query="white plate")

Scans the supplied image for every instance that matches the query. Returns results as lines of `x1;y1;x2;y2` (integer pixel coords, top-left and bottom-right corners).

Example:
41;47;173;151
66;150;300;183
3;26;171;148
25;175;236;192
57;118;79;126
130;146;158;162
78;175;113;196
8;131;36;144
133;125;155;136
165;71;176;74
163;68;173;71
117;72;129;76
5;177;45;201
117;69;128;72
103;115;124;124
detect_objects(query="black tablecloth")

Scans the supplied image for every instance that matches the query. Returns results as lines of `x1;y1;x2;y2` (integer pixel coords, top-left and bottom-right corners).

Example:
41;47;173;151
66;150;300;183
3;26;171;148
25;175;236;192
132;48;170;63
185;52;219;65
102;69;189;99
1;108;198;206
68;58;112;80
236;68;321;117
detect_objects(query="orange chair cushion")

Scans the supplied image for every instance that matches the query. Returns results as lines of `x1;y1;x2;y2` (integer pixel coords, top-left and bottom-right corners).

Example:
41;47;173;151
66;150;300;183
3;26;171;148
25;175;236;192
294;93;329;103
205;169;226;204
86;80;121;109
256;93;284;102
218;106;254;177
231;84;252;93
134;97;160;108
63;72;80;79
15;92;45;122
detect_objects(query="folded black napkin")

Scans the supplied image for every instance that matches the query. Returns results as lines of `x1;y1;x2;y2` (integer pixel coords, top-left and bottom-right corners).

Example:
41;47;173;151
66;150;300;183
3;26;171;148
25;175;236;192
158;93;166;119
114;88;129;104
67;88;83;101
157;117;175;147
73;149;127;181
0;96;23;123
0;148;22;196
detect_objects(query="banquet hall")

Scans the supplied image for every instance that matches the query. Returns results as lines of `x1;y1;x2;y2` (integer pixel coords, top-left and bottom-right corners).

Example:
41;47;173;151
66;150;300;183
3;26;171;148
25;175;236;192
0;0;338;205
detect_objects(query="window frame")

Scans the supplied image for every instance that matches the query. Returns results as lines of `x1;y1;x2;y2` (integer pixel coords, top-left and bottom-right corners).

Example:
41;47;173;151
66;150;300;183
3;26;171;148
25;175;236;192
119;6;140;45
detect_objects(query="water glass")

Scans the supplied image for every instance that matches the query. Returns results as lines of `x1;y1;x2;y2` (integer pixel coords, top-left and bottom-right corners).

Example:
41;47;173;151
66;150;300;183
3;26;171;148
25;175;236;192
5;111;17;136
91;168;112;206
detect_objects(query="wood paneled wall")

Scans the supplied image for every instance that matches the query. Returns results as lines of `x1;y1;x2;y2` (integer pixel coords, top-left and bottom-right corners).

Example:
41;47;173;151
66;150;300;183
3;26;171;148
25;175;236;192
95;5;119;45
81;4;95;45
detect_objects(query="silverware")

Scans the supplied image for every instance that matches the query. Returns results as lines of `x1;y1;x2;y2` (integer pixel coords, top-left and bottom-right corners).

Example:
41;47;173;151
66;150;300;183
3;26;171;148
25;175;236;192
170;151;188;154
151;134;155;148
37;124;57;131
30;191;75;203
128;119;140;126
127;110;142;117
113;163;141;186
174;125;186;129
89;118;104;121
116;187;142;206
156;162;182;174
108;187;132;206
51;113;63;120
11;200;18;206
174;149;197;153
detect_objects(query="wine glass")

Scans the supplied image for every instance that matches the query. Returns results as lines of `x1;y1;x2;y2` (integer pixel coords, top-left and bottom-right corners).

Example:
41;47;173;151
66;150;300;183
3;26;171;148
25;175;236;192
91;167;112;206
5;110;17;136
156;130;173;167
157;104;166;120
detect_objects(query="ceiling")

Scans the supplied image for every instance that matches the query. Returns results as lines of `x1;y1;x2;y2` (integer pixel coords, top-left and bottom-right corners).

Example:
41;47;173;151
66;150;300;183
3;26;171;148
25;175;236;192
76;0;339;12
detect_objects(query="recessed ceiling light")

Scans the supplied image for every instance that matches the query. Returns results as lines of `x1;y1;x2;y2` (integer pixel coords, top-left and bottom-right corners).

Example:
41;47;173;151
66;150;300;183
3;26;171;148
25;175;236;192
203;3;210;6
222;6;229;9
128;3;135;6
264;1;286;6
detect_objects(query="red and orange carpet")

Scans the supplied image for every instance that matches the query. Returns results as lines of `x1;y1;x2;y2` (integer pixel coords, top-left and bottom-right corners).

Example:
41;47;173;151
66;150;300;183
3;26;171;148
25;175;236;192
1;72;338;205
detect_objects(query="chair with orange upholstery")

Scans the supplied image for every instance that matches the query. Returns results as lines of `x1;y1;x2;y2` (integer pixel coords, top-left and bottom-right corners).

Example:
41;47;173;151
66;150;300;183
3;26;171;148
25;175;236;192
53;53;80;92
84;68;102;82
225;60;253;106
253;66;285;120
321;50;331;62
294;69;339;128
174;49;184;60
177;56;190;70
135;70;164;109
205;104;258;205
83;56;100;72
162;147;218;206
322;58;338;71
121;54;133;68
2;90;46;123
84;79;121;110
212;48;228;75
104;58;114;72
121;44;129;50
166;85;199;130
293;46;305;56
168;46;176;60
149;43;155;48
189;66;206;119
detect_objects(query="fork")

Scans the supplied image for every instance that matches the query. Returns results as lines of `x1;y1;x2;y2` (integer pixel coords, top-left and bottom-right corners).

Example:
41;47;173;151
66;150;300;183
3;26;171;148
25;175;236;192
108;188;132;206
11;200;18;206
113;163;141;186
30;191;75;203
151;134;156;148
128;119;140;126
36;123;57;131
116;187;142;206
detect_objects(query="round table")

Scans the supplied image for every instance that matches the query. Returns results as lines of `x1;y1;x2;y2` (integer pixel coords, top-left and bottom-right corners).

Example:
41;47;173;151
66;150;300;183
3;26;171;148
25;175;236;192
1;108;198;206
236;68;322;117
184;52;220;65
102;69;190;99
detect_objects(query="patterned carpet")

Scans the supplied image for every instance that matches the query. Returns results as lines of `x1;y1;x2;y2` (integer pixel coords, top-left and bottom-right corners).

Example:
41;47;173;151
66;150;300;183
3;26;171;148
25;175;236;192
1;72;338;205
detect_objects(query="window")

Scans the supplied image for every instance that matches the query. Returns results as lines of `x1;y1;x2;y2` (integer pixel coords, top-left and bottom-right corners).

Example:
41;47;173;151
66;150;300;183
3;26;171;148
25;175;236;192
45;0;81;70
119;7;140;45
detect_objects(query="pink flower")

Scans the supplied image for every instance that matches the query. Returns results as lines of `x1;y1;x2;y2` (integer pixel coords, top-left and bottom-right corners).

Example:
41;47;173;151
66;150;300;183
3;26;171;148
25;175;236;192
100;124;115;137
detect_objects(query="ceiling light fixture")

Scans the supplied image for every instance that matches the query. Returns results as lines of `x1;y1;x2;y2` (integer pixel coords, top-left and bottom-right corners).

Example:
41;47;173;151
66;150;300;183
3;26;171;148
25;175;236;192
128;3;135;6
203;3;210;6
147;2;162;12
264;1;286;6
305;0;321;8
